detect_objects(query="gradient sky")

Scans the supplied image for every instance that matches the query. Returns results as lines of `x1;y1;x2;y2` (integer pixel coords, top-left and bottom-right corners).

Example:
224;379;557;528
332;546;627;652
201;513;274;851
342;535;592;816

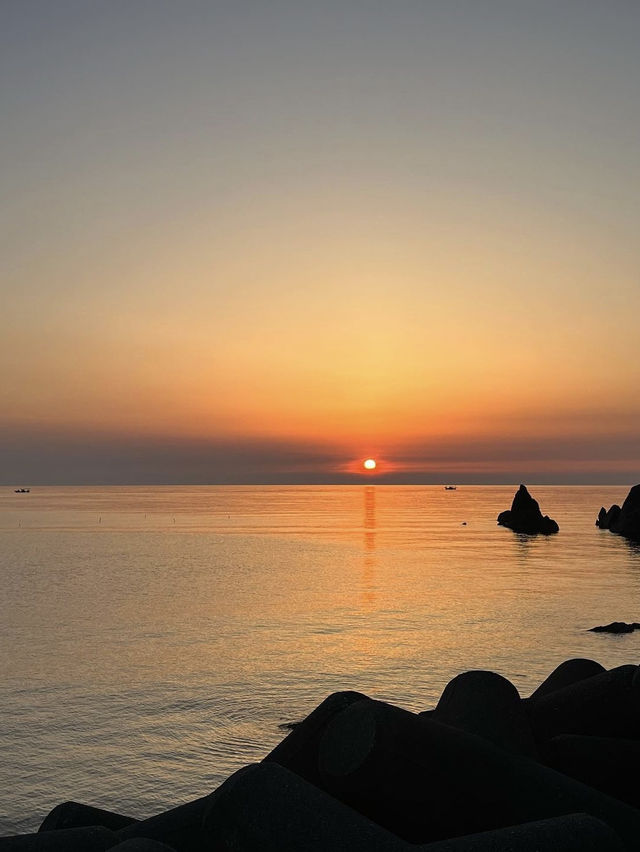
2;1;639;483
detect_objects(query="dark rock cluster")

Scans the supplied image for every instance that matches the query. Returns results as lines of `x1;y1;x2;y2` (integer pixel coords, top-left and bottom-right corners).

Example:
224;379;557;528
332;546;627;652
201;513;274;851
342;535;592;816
495;481;640;541
497;484;559;534
4;659;640;851
589;622;640;634
597;505;622;530
596;485;640;542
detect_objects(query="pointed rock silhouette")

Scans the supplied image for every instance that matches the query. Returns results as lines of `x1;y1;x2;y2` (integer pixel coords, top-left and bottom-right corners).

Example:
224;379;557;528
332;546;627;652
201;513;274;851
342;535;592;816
598;485;640;541
497;485;559;535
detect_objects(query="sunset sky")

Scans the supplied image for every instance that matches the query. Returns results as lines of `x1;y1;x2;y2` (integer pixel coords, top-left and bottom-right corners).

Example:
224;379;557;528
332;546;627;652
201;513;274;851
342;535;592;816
2;1;639;484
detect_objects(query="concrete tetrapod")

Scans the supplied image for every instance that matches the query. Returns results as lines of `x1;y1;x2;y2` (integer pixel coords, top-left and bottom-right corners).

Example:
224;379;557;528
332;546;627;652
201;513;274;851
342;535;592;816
317;697;640;849
202;762;625;852
530;665;640;741
203;762;406;851
115;795;210;852
418;815;625;852
39;801;137;832
543;735;640;809
264;690;366;787
0;827;117;852
527;658;606;701
430;670;537;757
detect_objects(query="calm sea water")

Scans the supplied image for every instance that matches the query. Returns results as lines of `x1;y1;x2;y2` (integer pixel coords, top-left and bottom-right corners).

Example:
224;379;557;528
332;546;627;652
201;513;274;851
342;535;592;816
1;485;640;833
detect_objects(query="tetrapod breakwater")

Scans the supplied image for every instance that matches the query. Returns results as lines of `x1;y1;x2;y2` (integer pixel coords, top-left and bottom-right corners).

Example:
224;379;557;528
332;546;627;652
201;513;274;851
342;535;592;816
3;659;640;850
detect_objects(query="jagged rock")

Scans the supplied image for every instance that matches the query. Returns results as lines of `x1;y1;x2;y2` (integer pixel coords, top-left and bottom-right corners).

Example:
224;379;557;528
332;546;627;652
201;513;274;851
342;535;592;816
497;484;559;535
596;505;622;529
607;485;640;541
589;622;640;634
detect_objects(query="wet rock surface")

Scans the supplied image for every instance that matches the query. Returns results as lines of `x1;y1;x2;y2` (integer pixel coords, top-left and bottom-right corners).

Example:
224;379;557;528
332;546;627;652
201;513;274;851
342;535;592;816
6;658;640;851
497;484;559;535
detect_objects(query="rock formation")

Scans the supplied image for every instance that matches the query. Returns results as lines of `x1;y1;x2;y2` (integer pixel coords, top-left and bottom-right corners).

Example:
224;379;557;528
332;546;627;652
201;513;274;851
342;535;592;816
497;484;559;535
596;505;622;530
596;485;640;541
589;622;640;634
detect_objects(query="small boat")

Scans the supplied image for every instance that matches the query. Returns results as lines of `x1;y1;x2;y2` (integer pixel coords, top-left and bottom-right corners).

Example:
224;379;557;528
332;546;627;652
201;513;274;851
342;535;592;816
444;485;457;491
14;488;30;493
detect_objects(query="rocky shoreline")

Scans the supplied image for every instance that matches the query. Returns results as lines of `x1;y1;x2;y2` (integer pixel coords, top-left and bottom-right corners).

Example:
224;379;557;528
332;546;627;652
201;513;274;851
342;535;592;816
3;659;640;850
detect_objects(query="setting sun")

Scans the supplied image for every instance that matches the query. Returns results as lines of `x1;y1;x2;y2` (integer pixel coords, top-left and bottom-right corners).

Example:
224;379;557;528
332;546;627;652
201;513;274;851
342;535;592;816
363;458;377;470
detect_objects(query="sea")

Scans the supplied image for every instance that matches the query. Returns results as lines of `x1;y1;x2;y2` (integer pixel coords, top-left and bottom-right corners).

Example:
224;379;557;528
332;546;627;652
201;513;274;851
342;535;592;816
1;484;639;833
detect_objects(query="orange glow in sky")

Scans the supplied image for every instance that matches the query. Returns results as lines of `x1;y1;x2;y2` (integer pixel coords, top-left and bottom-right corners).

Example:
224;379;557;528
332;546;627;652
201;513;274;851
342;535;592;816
2;3;639;484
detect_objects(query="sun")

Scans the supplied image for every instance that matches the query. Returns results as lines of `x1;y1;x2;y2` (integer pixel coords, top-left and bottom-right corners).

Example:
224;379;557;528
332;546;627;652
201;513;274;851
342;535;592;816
363;458;377;470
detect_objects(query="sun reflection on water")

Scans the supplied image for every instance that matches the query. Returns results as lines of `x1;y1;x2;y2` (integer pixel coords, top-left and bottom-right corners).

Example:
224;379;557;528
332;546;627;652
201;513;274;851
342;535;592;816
361;486;377;609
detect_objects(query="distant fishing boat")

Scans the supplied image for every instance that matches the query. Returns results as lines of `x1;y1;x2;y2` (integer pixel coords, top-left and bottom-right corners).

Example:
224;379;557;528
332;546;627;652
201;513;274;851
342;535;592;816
444;486;457;490
14;488;30;493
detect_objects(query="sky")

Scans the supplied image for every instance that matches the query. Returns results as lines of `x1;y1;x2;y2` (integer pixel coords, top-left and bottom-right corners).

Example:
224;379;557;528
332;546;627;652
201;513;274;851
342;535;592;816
1;1;639;484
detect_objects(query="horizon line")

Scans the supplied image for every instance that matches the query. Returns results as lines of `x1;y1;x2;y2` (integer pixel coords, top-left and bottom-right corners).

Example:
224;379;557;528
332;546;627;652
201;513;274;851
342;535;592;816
4;480;637;488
